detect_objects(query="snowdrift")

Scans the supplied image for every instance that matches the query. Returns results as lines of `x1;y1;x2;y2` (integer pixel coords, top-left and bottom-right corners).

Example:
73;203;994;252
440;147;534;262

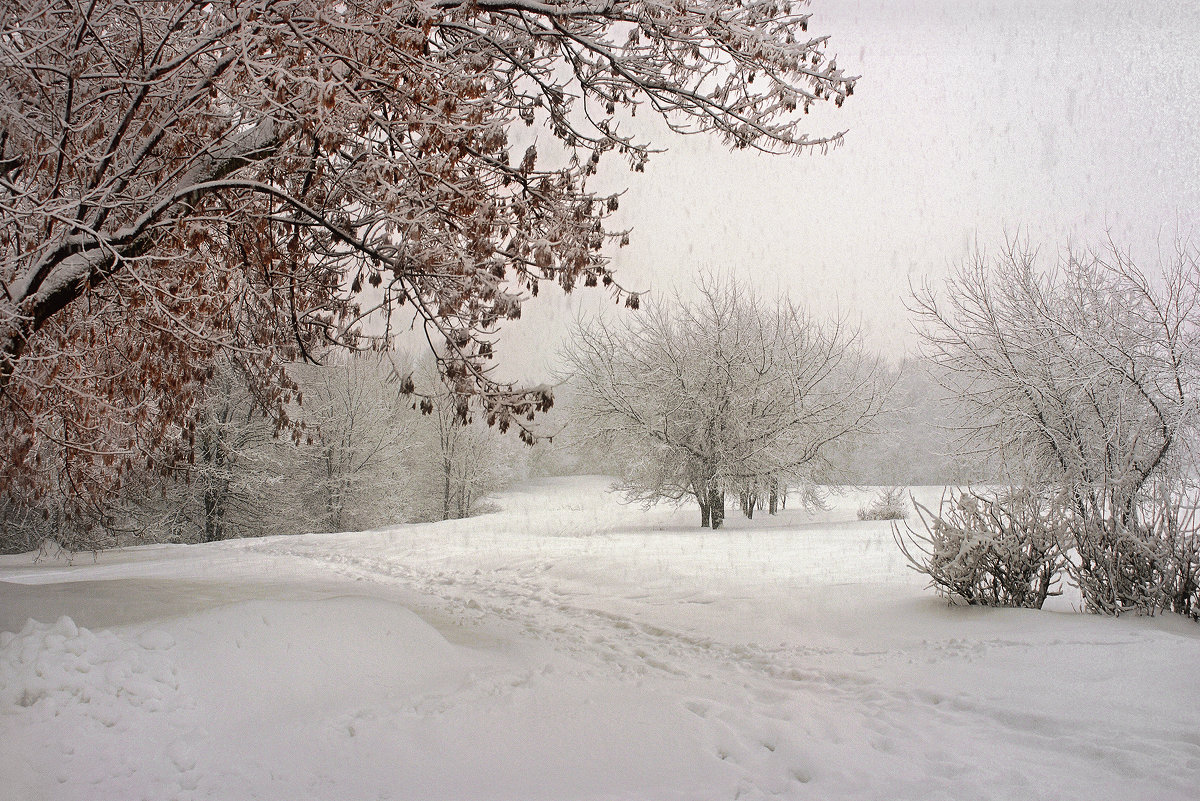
2;478;1197;800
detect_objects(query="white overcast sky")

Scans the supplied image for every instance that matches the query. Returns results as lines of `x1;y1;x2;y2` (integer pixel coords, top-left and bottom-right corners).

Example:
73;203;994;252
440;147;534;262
497;0;1200;382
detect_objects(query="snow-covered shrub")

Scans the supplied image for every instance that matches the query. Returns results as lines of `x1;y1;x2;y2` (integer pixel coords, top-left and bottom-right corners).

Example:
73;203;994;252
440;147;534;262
1068;483;1200;618
857;487;909;520
1071;519;1169;616
913;240;1200;619
1170;529;1200;620
893;488;1068;608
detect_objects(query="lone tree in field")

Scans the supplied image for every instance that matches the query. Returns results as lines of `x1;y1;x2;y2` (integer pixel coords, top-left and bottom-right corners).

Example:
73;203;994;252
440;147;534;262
564;277;884;528
912;239;1200;616
0;0;858;519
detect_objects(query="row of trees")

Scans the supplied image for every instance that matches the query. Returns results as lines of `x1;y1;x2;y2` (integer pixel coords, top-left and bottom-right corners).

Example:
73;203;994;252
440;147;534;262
0;352;525;552
898;240;1200;618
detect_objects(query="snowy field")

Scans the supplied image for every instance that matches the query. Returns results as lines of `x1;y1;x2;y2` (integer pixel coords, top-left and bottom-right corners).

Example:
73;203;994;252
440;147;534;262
2;477;1198;801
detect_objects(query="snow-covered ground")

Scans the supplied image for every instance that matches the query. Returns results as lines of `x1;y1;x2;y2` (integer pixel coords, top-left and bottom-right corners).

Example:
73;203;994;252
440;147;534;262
2;477;1198;801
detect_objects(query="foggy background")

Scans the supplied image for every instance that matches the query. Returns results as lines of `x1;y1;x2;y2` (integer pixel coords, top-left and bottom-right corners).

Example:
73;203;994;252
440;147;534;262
498;0;1200;380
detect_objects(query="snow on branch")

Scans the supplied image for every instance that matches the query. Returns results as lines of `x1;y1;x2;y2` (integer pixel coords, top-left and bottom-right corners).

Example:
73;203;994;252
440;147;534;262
0;0;855;514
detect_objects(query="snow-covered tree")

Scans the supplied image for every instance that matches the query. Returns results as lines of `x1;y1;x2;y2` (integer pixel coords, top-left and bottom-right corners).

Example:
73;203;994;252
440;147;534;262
115;357;297;542
0;0;858;521
291;352;418;532
564;276;884;528
173;360;288;541
406;358;526;521
913;239;1200;615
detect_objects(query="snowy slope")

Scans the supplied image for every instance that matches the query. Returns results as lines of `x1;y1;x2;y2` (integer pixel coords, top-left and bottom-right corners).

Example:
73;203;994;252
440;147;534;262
2;477;1198;800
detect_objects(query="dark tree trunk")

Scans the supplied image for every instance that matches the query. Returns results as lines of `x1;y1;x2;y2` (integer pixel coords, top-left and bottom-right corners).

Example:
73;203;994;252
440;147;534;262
324;450;345;531
457;484;470;519
202;483;226;542
709;488;725;529
768;478;779;515
692;475;713;528
200;426;228;542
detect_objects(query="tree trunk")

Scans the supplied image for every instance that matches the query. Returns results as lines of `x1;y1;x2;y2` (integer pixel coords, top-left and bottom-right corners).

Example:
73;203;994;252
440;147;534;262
768;479;779;515
200;428;227;542
709;488;725;529
203;484;226;542
324;450;343;531
692;477;712;528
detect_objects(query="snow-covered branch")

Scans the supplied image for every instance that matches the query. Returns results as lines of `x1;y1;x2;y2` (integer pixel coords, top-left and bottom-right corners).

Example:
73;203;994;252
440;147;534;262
1;0;856;515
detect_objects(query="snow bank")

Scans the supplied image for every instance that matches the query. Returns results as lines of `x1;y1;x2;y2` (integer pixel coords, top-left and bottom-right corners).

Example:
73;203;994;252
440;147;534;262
2;478;1199;800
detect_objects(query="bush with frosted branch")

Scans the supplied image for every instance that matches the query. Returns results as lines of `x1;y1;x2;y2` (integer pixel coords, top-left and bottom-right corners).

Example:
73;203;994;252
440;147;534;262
894;488;1068;609
1068;480;1200;617
912;238;1200;618
857;486;910;521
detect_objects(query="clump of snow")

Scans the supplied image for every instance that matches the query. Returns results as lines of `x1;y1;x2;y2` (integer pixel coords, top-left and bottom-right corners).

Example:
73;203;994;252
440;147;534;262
0;616;179;714
0;616;195;800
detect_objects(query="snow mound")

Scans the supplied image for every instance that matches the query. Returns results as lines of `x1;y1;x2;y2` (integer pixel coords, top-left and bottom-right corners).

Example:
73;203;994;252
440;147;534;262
0;615;181;718
1;616;197;801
